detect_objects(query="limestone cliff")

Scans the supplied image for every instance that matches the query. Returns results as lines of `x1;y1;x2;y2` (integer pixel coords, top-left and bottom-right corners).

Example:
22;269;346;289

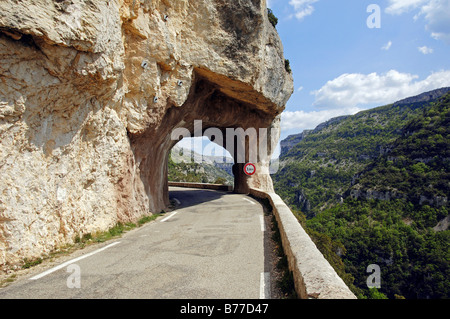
0;0;293;269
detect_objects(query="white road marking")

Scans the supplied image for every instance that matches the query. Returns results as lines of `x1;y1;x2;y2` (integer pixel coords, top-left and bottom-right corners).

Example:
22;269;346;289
260;272;271;299
259;215;266;232
29;241;121;281
243;198;256;205
160;211;178;223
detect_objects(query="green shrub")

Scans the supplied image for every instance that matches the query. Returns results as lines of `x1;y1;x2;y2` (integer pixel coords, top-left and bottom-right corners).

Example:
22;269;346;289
22;258;43;269
214;177;227;185
284;59;292;73
268;8;278;27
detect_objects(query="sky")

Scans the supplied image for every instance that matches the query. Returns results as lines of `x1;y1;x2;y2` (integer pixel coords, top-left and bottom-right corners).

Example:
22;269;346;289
176;0;450;160
270;0;450;140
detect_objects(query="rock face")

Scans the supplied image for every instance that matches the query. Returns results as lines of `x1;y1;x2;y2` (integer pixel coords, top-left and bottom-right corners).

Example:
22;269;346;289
0;0;293;268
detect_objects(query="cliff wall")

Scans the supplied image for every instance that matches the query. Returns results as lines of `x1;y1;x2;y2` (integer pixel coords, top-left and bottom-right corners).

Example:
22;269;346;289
0;0;293;268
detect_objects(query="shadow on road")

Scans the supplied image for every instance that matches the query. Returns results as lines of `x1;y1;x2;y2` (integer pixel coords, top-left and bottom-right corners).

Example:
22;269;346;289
169;187;230;210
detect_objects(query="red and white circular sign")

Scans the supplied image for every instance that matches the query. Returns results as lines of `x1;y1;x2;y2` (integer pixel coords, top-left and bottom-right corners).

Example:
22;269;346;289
244;163;256;176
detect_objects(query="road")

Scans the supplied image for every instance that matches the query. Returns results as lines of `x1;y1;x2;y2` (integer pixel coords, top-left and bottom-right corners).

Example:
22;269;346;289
0;187;270;299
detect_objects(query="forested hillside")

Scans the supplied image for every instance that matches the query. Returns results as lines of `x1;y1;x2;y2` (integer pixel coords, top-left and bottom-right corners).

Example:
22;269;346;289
273;89;450;299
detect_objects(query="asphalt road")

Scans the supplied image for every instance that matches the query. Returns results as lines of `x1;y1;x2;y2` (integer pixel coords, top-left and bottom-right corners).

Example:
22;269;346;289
0;187;270;299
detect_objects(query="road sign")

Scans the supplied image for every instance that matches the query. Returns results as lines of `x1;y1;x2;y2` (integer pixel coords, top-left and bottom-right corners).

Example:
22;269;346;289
244;163;256;176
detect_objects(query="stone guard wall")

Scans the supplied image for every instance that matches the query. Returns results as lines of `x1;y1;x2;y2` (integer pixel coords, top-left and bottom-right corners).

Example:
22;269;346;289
168;182;356;299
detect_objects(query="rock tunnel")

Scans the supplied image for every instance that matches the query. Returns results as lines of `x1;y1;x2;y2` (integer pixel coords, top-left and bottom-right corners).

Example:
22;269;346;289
129;67;284;213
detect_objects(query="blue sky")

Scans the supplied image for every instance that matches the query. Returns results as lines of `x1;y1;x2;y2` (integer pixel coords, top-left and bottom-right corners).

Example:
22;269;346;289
271;0;450;140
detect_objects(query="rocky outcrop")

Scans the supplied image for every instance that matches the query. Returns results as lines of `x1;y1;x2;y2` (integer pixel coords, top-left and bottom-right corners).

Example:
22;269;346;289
280;131;309;157
434;215;450;232
295;189;311;213
0;0;293;268
393;87;450;108
348;187;448;208
348;188;407;202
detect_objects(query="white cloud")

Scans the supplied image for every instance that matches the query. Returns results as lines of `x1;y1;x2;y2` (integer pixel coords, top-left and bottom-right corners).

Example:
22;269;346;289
421;0;450;43
289;0;319;20
418;45;434;54
281;107;362;132
174;137;233;158
386;0;428;14
282;69;450;133
311;69;450;108
297;86;304;92
386;0;450;44
382;41;393;50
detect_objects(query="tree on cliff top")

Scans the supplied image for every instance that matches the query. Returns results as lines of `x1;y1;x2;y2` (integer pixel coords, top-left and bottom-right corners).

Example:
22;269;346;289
268;8;278;27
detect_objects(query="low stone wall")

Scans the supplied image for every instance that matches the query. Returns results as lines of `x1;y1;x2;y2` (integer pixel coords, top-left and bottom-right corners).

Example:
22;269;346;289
249;188;356;299
168;182;233;192
168;182;356;299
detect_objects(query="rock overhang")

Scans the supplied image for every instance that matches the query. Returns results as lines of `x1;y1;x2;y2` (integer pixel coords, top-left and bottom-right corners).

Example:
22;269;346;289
0;0;293;267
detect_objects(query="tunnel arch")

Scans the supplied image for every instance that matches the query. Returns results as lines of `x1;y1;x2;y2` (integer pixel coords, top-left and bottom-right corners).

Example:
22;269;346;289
129;69;282;214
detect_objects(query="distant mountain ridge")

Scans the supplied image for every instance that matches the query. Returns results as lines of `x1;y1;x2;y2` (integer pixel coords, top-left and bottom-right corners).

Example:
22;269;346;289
393;87;450;107
280;87;450;157
280;115;350;156
273;88;450;299
348;92;450;209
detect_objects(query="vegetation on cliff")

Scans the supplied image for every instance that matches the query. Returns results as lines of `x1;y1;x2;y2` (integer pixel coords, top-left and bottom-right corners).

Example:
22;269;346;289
273;90;450;299
268;8;278;27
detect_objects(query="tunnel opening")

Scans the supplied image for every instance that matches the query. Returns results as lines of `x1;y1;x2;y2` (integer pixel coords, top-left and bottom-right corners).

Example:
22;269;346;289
128;70;282;215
